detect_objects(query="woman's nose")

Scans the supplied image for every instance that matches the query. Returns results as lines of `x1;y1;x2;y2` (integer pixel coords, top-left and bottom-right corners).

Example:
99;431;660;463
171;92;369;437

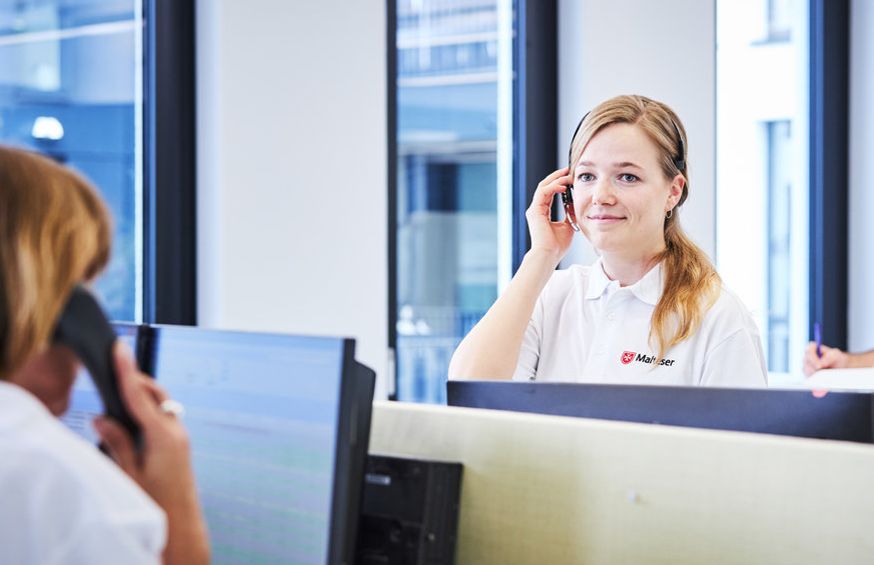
591;178;616;205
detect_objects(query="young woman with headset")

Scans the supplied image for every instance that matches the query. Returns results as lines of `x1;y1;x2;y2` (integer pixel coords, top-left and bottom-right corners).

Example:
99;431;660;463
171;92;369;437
449;94;767;387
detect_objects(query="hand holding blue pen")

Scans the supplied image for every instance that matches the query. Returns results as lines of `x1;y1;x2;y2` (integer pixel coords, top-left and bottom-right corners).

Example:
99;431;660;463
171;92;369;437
803;324;851;376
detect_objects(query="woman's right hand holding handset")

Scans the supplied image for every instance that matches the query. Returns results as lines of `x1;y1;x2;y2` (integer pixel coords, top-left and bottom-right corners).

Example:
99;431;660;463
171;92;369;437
525;167;576;263
94;343;210;565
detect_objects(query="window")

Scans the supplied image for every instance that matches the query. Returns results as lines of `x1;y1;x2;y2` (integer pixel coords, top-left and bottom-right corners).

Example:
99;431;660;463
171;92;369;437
716;0;809;381
0;0;142;321
0;0;196;325
766;120;793;371
766;0;793;41
391;0;520;403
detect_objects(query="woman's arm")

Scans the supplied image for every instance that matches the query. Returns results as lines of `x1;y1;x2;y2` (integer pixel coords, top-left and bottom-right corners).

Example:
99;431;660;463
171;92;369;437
700;328;768;387
448;250;560;380
448;168;575;380
95;343;210;565
849;349;874;368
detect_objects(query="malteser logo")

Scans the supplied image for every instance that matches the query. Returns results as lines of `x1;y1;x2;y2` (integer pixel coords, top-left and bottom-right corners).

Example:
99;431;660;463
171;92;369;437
620;351;676;367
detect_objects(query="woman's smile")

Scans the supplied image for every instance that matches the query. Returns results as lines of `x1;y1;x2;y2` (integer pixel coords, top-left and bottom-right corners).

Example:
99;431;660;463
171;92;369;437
586;213;626;223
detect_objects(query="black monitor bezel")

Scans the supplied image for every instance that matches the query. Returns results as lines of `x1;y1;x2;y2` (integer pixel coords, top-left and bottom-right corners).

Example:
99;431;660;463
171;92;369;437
447;381;874;444
328;345;375;565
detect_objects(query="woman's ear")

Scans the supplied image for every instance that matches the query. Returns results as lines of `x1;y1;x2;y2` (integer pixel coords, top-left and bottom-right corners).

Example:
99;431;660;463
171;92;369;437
669;173;685;207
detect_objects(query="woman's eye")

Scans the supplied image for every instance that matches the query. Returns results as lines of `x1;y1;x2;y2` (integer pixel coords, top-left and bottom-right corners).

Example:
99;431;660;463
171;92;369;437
577;173;594;182
618;173;639;183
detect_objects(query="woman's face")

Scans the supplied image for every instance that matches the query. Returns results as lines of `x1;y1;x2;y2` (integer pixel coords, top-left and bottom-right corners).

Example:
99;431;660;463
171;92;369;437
572;122;683;259
10;344;80;416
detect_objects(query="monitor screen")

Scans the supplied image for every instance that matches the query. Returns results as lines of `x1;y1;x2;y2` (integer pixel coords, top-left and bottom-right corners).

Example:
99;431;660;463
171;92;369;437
61;322;140;443
447;381;874;444
147;326;370;565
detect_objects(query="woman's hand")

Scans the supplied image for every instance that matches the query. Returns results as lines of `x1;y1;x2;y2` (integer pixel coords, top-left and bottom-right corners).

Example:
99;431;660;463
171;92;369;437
94;343;210;565
525;167;576;260
802;342;849;377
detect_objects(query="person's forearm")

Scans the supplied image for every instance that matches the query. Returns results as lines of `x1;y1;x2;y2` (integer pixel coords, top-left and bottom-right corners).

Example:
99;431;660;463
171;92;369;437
162;492;210;565
849;349;874;369
448;250;560;380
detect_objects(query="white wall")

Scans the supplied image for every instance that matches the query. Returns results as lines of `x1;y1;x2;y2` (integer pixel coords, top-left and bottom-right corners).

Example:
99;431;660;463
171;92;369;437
849;0;874;352
557;0;716;267
196;0;389;397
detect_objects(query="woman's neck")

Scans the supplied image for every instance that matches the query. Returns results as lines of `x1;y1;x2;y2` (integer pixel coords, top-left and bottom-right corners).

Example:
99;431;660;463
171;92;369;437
600;247;665;287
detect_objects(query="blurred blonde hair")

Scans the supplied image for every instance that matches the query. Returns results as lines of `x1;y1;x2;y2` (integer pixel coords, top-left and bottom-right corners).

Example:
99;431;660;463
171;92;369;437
570;95;720;361
0;145;111;379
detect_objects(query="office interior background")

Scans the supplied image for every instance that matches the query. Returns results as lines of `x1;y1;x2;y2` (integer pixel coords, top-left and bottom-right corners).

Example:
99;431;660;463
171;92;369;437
0;0;871;403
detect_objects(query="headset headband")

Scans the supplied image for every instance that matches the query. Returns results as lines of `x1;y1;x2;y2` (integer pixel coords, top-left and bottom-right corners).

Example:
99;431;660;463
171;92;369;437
567;111;686;172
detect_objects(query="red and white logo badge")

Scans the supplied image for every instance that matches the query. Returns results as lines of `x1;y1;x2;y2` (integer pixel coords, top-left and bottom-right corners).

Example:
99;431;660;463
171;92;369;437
621;351;636;365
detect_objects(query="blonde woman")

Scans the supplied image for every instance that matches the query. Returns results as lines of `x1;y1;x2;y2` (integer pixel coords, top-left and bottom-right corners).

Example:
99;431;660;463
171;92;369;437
449;95;766;387
0;146;209;564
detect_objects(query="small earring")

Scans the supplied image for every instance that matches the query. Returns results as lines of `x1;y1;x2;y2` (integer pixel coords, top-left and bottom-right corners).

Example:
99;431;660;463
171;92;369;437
666;209;673;219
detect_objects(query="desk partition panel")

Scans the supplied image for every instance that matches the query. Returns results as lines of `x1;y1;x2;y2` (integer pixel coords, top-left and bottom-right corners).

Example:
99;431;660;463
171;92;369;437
369;401;874;564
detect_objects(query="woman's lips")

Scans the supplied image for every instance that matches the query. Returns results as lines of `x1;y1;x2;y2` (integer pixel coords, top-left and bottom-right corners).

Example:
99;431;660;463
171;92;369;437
586;214;626;223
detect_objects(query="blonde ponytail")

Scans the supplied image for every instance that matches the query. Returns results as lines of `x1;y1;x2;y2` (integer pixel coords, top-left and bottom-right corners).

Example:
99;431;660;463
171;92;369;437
651;219;720;362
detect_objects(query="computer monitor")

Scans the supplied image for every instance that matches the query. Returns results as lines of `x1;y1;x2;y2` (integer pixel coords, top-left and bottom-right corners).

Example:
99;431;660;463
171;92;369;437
61;322;143;443
447;381;874;444
146;325;374;565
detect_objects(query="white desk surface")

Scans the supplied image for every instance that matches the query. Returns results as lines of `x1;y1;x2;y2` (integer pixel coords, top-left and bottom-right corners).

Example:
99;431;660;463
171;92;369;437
805;367;874;391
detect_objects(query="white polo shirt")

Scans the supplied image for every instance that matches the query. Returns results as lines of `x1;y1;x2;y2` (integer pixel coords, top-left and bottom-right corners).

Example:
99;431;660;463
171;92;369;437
0;380;166;564
513;260;767;387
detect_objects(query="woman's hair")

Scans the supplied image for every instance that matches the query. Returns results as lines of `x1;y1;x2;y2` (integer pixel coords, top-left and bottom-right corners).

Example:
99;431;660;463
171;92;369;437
569;94;720;361
0;145;111;380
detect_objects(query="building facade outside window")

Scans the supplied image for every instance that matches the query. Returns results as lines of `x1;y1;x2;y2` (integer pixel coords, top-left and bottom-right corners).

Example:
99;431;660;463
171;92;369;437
716;0;809;380
394;0;514;402
0;0;142;321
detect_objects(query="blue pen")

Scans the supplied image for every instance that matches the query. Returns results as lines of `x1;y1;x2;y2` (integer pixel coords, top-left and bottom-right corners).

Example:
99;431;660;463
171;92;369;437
814;322;822;358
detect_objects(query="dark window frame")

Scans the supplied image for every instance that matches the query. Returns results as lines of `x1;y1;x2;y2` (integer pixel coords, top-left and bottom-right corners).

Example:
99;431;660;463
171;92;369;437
513;0;557;272
143;0;197;325
387;0;398;399
808;0;849;350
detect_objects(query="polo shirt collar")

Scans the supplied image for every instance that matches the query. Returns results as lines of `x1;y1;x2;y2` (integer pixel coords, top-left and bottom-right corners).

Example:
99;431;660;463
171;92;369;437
585;258;664;306
630;262;664;305
0;381;51;431
585;258;613;300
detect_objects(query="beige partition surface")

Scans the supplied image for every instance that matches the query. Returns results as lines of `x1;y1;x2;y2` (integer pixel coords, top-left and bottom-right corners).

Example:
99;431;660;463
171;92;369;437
369;401;874;565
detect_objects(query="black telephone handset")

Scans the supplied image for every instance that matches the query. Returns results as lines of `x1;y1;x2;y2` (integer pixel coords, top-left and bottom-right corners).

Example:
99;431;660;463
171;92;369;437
53;286;141;445
561;189;580;232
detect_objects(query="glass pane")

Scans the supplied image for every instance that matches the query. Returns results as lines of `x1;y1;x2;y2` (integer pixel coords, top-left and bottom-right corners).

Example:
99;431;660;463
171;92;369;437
716;0;809;381
0;0;142;321
395;0;513;403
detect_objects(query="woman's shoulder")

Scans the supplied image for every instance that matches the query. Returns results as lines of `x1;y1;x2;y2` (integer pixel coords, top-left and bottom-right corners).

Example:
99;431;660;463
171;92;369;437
703;283;761;336
0;390;164;546
540;263;592;301
548;263;592;287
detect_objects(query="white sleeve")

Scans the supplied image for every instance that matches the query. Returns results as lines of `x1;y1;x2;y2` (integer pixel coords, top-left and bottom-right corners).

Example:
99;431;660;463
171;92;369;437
52;515;164;565
32;445;167;565
700;328;768;388
512;296;544;381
